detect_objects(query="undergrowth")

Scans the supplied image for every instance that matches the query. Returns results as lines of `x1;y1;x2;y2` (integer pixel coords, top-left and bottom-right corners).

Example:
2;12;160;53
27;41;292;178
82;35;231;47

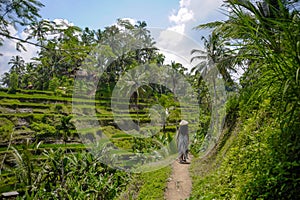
190;98;300;199
118;166;171;200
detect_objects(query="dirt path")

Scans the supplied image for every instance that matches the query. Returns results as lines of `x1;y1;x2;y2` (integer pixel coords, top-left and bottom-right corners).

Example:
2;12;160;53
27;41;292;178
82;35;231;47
164;155;192;200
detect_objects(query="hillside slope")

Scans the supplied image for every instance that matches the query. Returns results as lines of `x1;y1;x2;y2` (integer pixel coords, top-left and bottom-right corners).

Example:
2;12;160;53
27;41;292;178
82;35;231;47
190;97;300;199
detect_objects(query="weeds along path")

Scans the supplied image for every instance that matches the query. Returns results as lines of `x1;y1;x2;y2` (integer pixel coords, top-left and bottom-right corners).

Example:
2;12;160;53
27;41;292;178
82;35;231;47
164;155;192;200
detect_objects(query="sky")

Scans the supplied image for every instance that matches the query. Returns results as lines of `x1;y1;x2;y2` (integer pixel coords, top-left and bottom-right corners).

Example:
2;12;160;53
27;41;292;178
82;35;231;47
0;0;226;75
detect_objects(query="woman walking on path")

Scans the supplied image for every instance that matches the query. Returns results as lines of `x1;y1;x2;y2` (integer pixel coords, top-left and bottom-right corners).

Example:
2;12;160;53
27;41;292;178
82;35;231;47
176;120;189;164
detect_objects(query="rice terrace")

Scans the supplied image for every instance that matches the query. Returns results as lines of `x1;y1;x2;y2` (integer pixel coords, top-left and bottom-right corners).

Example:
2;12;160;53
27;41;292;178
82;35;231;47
0;0;299;199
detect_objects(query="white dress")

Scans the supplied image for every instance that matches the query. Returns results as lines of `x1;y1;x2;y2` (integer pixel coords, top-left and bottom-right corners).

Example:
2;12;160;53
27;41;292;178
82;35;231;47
176;124;189;161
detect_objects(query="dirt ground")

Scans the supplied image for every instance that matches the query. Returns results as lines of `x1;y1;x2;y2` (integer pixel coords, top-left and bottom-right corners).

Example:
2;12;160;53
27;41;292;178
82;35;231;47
164;155;192;200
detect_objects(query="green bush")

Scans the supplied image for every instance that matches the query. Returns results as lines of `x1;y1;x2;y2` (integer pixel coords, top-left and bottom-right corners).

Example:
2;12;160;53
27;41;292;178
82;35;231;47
0;118;14;140
14;148;129;199
31;122;57;138
48;77;59;92
101;126;122;137
112;138;133;150
55;104;63;110
8;72;18;94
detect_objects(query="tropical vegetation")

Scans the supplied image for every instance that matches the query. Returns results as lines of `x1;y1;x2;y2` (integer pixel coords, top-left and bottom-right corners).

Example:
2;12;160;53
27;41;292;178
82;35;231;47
0;0;299;199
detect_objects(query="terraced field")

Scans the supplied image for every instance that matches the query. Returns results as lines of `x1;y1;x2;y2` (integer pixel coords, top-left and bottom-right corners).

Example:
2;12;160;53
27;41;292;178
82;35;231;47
0;89;199;193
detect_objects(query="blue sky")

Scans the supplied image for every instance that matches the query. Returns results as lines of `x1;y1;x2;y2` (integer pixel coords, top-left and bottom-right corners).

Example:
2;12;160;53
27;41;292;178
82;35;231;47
40;0;179;29
0;0;226;75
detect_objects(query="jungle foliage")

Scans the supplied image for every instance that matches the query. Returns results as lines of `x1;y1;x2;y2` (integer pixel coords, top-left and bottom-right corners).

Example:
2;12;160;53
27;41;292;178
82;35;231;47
0;0;299;199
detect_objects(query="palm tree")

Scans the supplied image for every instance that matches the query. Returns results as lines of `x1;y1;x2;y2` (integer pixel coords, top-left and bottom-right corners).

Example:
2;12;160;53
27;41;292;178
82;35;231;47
115;64;153;132
8;55;25;88
191;32;236;90
134;21;152;44
93;29;103;43
167;61;187;97
81;27;95;45
22;62;37;88
9;55;25;74
1;72;10;87
26;19;54;45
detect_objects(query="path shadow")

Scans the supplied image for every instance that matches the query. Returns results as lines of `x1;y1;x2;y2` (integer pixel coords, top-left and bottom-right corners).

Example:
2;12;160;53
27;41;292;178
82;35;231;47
178;161;191;164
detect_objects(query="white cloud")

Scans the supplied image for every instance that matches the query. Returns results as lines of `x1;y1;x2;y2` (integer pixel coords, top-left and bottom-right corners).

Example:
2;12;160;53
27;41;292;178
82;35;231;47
53;18;74;28
150;28;200;71
153;0;225;71
167;24;185;35
168;0;194;35
167;0;224;36
169;7;194;24
160;49;192;70
189;0;224;22
155;29;184;50
0;25;39;75
180;0;191;7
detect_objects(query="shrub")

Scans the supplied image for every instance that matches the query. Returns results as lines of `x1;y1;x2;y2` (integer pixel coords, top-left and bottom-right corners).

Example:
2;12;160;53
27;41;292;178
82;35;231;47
48;77;59;92
8;72;18;94
0;118;14;140
20;149;129;199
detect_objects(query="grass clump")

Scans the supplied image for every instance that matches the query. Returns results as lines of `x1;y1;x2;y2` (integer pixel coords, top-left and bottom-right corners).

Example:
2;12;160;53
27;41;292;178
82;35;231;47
118;166;171;200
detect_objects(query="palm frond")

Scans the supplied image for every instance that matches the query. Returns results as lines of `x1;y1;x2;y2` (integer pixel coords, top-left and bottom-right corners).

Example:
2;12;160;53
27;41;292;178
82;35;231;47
190;56;207;63
191;61;207;74
194;21;224;30
191;49;206;55
11;146;23;164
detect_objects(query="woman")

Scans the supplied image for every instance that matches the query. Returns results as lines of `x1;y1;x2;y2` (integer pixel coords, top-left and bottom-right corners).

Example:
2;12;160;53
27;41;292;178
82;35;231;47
176;120;189;163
